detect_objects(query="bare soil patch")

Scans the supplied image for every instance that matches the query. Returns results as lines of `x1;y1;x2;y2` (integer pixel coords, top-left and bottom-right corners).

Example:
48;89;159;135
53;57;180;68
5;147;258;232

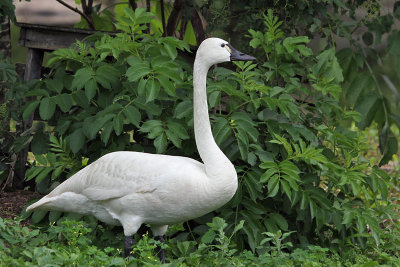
0;190;41;222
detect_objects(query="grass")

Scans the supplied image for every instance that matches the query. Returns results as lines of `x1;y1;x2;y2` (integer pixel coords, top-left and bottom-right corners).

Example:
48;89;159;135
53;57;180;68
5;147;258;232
0;217;399;267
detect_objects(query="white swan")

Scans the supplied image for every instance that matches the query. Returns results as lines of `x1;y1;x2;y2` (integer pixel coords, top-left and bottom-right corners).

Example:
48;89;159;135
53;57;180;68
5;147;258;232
26;38;255;262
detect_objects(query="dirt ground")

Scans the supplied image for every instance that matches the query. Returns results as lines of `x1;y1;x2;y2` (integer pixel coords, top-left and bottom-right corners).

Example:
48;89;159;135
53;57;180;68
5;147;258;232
0;190;41;222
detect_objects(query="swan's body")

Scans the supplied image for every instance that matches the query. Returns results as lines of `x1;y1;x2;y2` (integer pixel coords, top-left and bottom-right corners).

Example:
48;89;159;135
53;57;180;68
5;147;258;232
27;38;255;261
28;152;236;231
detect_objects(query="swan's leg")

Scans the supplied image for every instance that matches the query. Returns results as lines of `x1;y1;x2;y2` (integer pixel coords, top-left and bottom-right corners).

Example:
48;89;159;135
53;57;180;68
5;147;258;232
120;216;142;258
154;235;166;263
124;235;136;257
152;225;168;263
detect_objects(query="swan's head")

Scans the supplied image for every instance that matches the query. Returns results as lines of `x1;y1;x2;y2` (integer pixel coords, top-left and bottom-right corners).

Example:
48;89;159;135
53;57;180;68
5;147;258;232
196;38;255;67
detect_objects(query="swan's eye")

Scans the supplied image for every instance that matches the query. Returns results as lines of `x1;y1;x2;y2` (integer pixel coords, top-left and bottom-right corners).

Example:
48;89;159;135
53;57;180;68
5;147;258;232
221;43;225;47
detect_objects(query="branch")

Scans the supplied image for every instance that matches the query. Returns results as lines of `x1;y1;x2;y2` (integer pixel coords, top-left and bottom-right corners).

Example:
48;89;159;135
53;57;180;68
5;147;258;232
128;0;137;10
81;0;88;14
166;0;185;36
55;0;96;30
190;9;205;44
145;0;151;33
160;0;166;35
87;0;94;14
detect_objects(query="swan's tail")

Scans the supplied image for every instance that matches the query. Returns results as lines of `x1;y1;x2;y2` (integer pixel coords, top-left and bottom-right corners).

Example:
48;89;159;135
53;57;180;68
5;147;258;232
26;197;52;212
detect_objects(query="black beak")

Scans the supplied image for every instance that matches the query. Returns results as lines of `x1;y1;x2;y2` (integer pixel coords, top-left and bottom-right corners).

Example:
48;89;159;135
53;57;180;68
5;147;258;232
228;44;256;61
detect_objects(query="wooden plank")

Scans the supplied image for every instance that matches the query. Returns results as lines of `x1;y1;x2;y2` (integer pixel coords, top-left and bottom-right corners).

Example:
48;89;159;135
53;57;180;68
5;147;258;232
13;48;45;189
24;48;44;81
18;23;96;51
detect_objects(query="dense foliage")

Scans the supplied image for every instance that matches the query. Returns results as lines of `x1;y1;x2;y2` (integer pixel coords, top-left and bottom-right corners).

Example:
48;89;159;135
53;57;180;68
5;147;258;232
84;0;400;165
9;8;397;255
0;0;399;265
201;0;400;165
1;217;399;266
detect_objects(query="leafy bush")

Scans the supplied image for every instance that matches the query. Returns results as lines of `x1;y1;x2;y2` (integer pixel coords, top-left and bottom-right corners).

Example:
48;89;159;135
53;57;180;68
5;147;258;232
200;0;400;164
1;217;399;266
19;7;399;253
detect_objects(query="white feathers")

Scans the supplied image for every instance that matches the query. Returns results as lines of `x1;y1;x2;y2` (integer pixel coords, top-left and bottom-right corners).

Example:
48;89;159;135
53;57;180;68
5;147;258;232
26;38;238;237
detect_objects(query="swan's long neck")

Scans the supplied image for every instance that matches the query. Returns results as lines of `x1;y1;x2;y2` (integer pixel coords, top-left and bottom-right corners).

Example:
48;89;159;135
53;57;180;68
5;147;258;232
193;59;233;177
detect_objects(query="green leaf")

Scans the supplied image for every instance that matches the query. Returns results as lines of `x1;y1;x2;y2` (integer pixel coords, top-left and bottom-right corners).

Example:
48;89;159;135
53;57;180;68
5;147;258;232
85;78;97;100
356;93;379;129
141;120;165;141
309;200;317;219
283;36;309;53
68;129;85;153
101;121;114;145
31;132;50;155
54;94;72;112
280;180;292;200
145;78;160;103
151;55;172;68
90;114;115;138
260;160;278;170
174;101;193;119
39;97;56;120
208;91;220;108
165;129;181;148
213;117;231;145
161;42;177;60
95;65;120;89
31;210;48;224
134;7;154;24
126;63;151;82
244;173;261;202
48;211;62;223
157;74;176;96
167;120;189;139
346;73;373;106
260;168;276;183
155;66;181;82
300;192;309;210
272;134;293;156
23;100;40;120
26;167;46;182
232;220;245;235
24;88;50;98
113;113;124;135
72;90;89;108
342;210;355;225
314;49;344;82
201;230;216;244
269;213;288;231
133;97;162;116
46;79;63;94
267;174;280;198
123;105;141;127
137;78;147;96
297;45;313;56
158;36;187;59
154;132;167;153
236;127;249;160
72;67;94;90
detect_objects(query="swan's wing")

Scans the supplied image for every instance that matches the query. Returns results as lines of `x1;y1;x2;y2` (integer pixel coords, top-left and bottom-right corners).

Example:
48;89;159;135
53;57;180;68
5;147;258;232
51;152;203;201
81;170;159;201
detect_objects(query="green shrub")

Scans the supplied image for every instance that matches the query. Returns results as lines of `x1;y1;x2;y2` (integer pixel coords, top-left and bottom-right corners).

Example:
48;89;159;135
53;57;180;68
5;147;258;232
1;217;399;266
18;8;399;253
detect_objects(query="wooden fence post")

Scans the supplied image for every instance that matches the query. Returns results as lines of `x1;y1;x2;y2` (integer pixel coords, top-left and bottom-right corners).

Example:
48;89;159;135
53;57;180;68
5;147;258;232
13;48;44;189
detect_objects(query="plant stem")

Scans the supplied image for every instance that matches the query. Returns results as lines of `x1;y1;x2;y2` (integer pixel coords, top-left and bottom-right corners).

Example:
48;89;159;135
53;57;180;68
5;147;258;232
160;0;166;35
129;0;137;10
55;0;95;30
